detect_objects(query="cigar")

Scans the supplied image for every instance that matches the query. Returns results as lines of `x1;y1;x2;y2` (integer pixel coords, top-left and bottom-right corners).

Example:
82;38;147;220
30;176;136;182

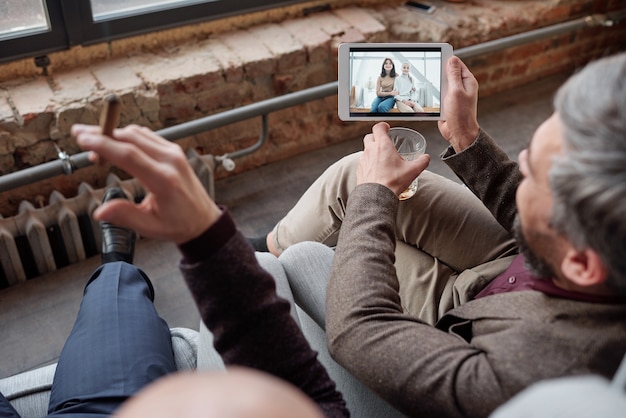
99;94;121;136
94;94;121;165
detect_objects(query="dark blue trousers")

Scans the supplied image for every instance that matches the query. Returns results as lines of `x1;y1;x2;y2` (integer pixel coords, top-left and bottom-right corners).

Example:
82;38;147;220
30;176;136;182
0;262;177;417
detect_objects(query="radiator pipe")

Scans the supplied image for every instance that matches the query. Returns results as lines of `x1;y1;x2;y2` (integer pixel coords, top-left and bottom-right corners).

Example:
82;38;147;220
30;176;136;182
0;10;623;193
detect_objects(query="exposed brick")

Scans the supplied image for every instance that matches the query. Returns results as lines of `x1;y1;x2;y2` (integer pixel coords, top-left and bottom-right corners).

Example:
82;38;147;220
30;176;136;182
195;83;251;113
249;75;276;101
155;80;187;103
115;91;142;127
606;0;624;11
0;115;20;156
0;95;15;123
52;69;99;103
505;40;551;62
0;149;15;173
91;60;144;92
307;43;332;67
539;4;573;23
281;17;331;50
510;62;530;77
55;103;99;136
270;104;326;147
133;89;161;126
102;90;160;128
294;96;326;116
380;6;452;43
8;77;55;118
249;24;307;72
134;48;222;92
9;111;54;148
276;63;326;92
217;30;276;78
15;139;57;168
527;48;570;73
571;0;594;16
0;129;15;154
194;120;261;152
472;70;490;86
333;7;387;38
303;64;335;87
599;32;626;56
0;0;625;202
280;17;334;66
159;94;197;125
272;74;296;95
550;33;577;49
181;71;225;95
489;66;509;83
55;132;81;157
199;39;244;83
335;27;368;44
307;11;352;37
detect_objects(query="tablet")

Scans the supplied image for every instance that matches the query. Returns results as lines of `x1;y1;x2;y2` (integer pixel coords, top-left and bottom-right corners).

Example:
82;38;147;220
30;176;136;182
338;43;453;121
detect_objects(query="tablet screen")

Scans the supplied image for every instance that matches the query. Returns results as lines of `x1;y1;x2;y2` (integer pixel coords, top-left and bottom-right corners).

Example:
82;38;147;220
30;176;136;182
338;43;452;121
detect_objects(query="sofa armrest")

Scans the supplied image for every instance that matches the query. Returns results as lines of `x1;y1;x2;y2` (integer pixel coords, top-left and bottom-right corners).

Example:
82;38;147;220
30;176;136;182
170;327;199;371
0;363;56;418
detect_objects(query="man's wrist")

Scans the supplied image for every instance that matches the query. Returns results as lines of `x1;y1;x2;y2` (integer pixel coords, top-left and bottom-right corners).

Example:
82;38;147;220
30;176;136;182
178;207;236;263
442;128;486;160
451;126;480;153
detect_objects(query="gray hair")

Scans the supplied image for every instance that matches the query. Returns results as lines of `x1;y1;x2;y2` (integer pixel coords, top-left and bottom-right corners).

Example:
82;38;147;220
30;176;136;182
550;52;626;292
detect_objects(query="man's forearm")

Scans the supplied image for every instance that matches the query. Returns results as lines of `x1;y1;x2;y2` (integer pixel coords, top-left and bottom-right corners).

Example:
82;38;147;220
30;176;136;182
326;183;405;385
442;128;522;232
178;213;348;417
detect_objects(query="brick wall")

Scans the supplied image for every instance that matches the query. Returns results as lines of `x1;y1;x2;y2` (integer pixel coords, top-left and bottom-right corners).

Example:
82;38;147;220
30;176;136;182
0;0;624;216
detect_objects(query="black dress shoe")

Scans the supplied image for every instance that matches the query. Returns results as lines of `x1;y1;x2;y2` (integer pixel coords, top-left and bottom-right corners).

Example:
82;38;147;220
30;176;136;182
100;187;136;264
247;235;269;252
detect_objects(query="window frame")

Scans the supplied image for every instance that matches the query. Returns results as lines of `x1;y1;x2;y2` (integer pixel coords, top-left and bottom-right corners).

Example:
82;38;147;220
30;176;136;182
0;1;68;62
0;0;312;64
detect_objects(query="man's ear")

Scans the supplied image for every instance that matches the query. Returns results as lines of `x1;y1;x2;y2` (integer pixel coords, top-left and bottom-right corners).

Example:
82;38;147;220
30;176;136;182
561;247;609;287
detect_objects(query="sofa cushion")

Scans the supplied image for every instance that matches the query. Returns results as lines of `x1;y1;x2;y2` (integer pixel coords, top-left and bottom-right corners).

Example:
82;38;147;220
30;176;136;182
0;364;56;418
170;326;199;371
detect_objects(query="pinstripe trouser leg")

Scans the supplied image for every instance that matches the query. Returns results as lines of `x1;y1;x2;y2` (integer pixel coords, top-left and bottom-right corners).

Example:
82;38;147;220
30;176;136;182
47;261;176;417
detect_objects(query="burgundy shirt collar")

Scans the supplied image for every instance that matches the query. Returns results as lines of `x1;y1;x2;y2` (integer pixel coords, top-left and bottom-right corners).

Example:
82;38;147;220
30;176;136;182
474;254;623;304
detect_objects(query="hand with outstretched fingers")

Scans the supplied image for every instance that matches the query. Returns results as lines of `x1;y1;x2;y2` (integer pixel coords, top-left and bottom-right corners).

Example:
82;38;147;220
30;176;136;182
72;124;221;245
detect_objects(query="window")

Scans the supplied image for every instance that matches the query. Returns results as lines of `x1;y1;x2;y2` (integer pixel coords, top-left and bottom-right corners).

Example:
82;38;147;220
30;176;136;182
0;1;68;63
0;0;311;64
0;0;49;40
90;0;208;19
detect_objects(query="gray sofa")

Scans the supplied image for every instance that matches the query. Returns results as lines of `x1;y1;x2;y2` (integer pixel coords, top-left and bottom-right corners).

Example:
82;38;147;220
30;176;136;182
0;251;405;418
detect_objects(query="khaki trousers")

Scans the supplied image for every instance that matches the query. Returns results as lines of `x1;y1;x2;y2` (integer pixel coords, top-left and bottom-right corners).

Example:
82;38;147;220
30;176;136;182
395;100;424;113
272;152;518;325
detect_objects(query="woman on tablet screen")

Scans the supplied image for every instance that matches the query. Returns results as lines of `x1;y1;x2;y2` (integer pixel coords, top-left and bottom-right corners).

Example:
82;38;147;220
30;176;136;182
370;58;398;113
394;62;424;112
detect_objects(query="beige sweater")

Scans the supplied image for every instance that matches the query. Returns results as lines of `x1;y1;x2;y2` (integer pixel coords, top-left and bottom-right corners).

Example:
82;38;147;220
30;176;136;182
376;75;395;96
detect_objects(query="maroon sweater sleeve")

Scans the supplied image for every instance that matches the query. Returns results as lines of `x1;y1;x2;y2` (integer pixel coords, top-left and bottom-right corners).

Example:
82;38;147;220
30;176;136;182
178;209;349;417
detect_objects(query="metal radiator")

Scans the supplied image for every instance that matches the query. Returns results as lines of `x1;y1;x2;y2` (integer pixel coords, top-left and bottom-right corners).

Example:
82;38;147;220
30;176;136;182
0;150;215;288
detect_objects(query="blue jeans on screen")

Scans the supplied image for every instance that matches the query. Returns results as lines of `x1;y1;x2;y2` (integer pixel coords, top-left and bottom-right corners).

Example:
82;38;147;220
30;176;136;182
370;95;395;113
